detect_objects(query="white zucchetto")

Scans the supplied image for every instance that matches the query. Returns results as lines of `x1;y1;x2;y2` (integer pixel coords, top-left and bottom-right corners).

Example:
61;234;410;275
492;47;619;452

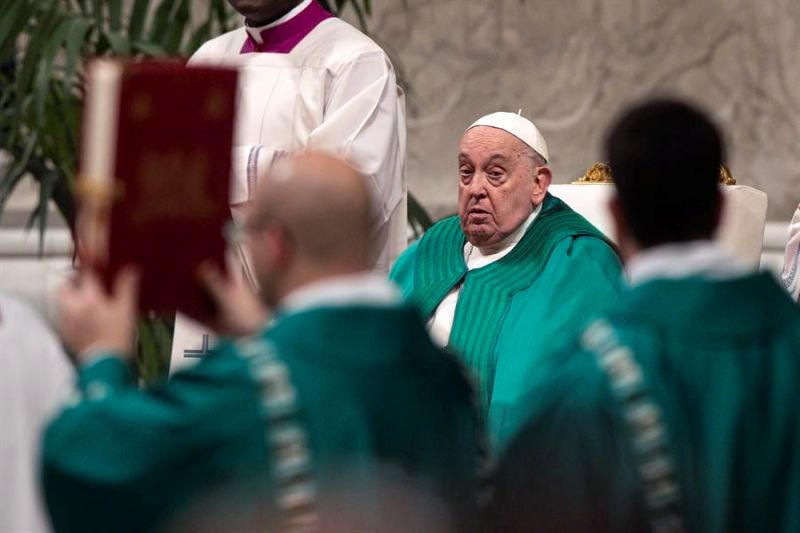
467;111;549;163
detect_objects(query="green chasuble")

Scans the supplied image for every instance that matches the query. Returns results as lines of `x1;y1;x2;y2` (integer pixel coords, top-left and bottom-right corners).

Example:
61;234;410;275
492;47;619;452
42;304;482;533
390;193;623;447
492;272;800;533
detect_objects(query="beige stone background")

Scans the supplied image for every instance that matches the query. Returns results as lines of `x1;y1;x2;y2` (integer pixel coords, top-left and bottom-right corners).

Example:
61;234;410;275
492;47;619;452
6;0;800;224
8;0;800;222
350;0;800;221
3;0;797;318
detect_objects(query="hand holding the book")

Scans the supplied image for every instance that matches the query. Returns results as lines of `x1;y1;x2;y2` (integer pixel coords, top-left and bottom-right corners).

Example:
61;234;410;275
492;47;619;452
58;268;140;361
198;262;269;338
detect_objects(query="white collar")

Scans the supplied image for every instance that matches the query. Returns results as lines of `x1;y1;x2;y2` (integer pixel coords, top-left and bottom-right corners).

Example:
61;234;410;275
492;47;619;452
245;0;313;43
463;203;541;269
279;272;401;314
627;240;750;287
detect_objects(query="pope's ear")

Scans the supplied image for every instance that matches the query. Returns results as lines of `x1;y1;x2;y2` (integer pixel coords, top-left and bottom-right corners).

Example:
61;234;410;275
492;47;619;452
532;165;552;201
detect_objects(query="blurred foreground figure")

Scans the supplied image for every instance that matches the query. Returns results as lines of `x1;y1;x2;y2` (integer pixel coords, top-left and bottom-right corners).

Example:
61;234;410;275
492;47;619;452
390;112;622;448
492;100;800;533
0;293;73;532
44;153;481;533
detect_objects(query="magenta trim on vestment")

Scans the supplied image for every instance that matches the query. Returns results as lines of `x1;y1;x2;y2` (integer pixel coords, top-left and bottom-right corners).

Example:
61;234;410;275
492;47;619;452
240;0;333;54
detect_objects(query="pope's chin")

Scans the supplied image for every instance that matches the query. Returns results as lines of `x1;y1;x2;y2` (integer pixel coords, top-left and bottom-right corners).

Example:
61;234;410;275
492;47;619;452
461;220;494;247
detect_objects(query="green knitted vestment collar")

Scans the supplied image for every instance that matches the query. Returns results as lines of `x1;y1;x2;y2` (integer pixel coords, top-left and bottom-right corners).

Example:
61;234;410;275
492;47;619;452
409;193;611;409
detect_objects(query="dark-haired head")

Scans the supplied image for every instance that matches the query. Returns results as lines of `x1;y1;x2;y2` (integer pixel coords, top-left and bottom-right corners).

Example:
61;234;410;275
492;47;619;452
605;99;724;258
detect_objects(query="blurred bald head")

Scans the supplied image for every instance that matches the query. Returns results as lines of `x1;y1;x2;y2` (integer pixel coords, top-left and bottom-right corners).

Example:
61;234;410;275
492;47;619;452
246;152;374;305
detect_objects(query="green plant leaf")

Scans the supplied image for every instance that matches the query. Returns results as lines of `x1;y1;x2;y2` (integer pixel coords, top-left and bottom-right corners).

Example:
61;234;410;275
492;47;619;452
0;168;30;220
136;321;159;380
42;81;79;173
50;171;77;237
348;0;369;32
108;0;123;33
107;31;132;56
0;132;39;215
128;0;151;42
162;0;190;54
133;41;168;57
0;0;33;60
210;0;236;33
136;317;173;383
149;0;178;44
63;18;93;83
90;0;105;31
26;167;58;255
74;0;89;17
15;8;59;109
33;17;73;123
187;20;212;56
0;76;14;109
95;33;113;56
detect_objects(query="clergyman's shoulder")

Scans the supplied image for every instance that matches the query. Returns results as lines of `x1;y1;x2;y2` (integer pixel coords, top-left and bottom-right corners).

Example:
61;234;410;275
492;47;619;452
563;233;622;270
305;17;388;58
189;28;247;62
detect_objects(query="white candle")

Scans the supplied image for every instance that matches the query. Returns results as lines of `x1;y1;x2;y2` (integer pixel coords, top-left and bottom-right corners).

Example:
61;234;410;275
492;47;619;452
81;60;121;184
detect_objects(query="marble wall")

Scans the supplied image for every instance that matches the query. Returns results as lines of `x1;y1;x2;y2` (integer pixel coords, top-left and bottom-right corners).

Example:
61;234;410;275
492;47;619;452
357;0;800;220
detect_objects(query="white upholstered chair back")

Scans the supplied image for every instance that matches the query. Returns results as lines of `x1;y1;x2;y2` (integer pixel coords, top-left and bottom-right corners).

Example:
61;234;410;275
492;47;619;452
549;183;768;269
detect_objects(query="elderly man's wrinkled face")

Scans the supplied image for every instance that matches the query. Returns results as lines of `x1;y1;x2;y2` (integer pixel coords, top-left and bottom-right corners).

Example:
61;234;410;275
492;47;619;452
458;127;549;248
226;0;301;24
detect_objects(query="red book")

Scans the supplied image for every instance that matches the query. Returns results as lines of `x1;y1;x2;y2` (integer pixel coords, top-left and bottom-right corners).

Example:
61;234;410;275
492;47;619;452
78;60;238;321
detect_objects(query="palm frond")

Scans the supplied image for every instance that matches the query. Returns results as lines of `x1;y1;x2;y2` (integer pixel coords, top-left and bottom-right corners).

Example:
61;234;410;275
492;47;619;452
0;0;431;379
0;0;238;237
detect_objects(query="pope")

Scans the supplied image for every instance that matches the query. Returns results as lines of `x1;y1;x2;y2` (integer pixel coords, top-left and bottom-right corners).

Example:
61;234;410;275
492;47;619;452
390;111;623;448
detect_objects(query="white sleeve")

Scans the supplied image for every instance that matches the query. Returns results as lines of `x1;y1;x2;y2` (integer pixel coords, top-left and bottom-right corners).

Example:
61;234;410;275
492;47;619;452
307;50;406;228
229;145;288;206
221;54;406;217
782;206;800;302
